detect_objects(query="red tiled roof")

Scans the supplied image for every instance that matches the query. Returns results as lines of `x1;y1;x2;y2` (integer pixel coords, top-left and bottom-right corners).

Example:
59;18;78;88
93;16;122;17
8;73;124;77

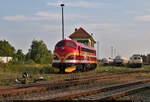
69;27;92;38
69;27;96;43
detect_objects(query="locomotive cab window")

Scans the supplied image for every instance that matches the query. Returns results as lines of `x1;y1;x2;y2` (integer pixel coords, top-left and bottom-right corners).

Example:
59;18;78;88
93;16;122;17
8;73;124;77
81;47;94;53
56;41;64;49
66;41;76;48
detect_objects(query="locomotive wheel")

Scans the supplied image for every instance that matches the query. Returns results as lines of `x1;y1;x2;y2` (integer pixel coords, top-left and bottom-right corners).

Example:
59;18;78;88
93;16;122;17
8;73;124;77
85;63;91;71
77;64;84;72
92;64;97;70
138;63;142;68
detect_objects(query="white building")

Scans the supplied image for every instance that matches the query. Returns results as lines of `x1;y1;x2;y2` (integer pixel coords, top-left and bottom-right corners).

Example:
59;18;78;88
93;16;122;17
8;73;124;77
0;57;12;63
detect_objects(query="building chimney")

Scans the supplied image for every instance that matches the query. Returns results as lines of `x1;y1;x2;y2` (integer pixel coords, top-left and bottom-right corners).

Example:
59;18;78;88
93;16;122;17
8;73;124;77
75;28;77;32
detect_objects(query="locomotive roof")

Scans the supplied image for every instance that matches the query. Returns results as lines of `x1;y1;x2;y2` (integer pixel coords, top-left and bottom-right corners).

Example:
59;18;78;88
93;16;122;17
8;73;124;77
115;56;128;60
56;39;95;50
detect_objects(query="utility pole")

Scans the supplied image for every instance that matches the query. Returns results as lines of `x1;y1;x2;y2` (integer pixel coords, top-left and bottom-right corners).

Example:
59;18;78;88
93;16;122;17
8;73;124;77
114;48;116;58
61;4;65;40
97;41;99;60
111;46;114;59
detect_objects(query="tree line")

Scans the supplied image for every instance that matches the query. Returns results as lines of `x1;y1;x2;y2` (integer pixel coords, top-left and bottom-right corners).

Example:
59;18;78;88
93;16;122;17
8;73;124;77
0;40;53;64
141;54;150;64
1;39;150;65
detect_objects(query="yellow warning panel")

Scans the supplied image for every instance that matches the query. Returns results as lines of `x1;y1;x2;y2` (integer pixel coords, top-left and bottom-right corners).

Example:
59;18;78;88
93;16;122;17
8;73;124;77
54;67;60;73
65;66;76;73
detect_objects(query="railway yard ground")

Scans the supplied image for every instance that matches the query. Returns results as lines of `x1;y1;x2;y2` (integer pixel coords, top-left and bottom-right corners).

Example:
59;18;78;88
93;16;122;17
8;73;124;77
1;64;150;101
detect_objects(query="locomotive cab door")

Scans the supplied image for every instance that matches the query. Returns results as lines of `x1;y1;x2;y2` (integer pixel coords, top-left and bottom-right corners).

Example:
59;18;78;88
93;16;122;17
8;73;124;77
78;46;81;60
77;46;83;71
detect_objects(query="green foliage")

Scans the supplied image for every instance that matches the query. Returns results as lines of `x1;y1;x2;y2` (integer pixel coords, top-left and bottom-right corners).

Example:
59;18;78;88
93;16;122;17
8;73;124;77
26;40;53;64
40;66;54;74
147;54;150;64
24;59;35;64
96;65;128;73
0;40;16;57
12;49;25;64
9;65;39;74
0;62;7;69
0;40;53;64
0;80;11;86
141;55;147;64
8;64;53;74
16;49;25;63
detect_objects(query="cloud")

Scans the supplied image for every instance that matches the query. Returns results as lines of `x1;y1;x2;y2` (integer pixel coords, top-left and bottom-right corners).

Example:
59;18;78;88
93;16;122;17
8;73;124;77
34;11;60;20
135;15;150;21
3;15;26;21
75;23;136;32
48;1;110;8
3;11;96;22
3;11;60;21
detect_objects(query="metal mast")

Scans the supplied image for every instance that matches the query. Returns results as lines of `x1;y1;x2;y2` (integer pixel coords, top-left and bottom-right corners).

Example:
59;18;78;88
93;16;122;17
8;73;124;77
111;46;114;59
61;4;65;40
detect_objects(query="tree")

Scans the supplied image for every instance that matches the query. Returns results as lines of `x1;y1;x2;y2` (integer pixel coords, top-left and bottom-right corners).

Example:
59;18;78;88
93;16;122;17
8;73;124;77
147;54;150;64
27;40;53;64
15;49;25;64
0;40;16;57
141;55;147;64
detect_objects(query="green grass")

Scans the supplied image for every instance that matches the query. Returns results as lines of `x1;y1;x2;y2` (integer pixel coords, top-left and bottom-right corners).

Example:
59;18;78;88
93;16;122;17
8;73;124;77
143;65;150;69
1;63;150;86
96;63;150;74
7;64;54;74
96;64;128;73
0;64;54;86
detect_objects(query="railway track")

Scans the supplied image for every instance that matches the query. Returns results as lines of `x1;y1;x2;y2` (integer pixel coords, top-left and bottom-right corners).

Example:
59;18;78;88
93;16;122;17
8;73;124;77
1;69;150;100
0;73;126;99
47;79;150;101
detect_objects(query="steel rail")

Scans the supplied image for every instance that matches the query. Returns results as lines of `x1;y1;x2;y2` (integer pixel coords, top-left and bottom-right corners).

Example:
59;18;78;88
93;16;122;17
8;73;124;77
0;74;126;98
48;79;150;101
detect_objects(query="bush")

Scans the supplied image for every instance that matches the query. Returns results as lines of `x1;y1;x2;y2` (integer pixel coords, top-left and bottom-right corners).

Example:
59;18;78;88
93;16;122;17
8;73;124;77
8;64;53;75
0;62;7;69
40;66;54;74
24;59;35;64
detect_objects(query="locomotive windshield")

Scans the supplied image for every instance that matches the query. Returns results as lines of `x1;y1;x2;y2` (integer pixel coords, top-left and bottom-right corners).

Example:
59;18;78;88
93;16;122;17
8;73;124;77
66;41;76;48
56;41;64;49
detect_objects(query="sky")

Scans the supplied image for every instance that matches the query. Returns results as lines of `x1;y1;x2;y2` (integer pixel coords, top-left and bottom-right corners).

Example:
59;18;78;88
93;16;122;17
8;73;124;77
1;0;150;59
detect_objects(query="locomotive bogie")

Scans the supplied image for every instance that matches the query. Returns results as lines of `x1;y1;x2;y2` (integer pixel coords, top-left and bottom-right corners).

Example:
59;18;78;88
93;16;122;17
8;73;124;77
65;66;76;73
53;63;97;73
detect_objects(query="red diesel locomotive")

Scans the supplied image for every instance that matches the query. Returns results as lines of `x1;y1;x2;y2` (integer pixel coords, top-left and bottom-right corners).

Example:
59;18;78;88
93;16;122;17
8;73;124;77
52;39;97;73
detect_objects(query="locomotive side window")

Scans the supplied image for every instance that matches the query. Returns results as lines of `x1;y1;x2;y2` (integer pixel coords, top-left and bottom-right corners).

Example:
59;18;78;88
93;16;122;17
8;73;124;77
66;41;76;48
56;41;64;49
81;47;94;53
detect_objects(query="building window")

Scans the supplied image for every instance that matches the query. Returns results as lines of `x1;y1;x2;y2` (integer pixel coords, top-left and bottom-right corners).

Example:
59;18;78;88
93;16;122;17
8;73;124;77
77;40;88;46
